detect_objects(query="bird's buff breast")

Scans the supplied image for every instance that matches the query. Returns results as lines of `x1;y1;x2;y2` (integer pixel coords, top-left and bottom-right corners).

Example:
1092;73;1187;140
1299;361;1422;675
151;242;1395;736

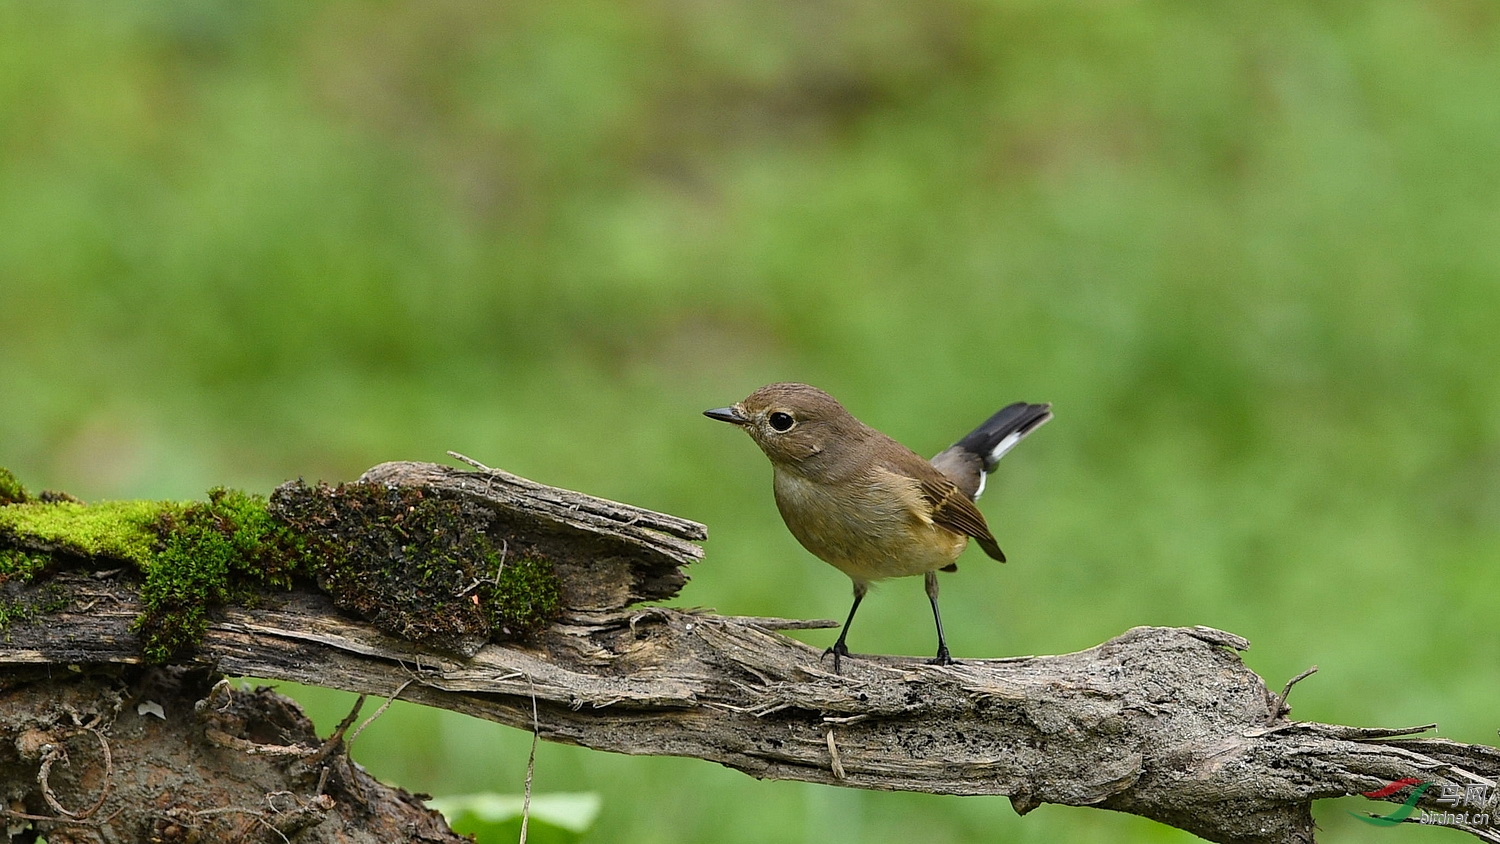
772;468;966;583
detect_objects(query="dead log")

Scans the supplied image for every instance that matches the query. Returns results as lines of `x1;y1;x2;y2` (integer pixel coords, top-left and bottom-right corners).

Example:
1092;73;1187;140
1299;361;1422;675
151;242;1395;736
2;460;1497;843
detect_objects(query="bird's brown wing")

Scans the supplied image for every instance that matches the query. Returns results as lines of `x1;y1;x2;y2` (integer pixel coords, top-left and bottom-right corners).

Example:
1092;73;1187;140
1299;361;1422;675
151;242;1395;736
917;476;1006;562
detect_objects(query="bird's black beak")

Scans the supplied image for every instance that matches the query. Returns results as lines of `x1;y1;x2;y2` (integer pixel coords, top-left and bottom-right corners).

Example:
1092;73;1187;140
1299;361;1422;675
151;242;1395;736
704;406;747;425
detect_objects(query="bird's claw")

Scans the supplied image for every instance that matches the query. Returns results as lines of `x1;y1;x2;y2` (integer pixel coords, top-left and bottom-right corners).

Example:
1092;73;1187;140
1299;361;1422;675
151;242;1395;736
822;642;851;674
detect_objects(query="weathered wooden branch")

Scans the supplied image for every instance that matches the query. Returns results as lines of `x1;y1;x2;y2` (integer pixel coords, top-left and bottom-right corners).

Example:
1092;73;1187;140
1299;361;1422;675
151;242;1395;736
3;461;1498;843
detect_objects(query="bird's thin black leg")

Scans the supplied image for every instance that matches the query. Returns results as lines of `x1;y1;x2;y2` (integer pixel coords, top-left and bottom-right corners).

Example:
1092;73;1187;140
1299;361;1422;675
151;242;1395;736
925;570;954;665
823;582;867;673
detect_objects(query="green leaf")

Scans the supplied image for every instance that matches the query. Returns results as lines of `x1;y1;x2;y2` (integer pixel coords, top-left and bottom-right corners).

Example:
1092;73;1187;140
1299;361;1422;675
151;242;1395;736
429;792;601;844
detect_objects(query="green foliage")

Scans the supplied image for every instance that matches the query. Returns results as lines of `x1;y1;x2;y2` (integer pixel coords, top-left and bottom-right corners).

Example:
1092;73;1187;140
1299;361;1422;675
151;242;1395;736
429;792;601;844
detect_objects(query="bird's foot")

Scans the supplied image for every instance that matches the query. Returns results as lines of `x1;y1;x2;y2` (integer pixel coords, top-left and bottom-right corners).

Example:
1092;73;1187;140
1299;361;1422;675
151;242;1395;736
928;645;956;666
821;641;851;674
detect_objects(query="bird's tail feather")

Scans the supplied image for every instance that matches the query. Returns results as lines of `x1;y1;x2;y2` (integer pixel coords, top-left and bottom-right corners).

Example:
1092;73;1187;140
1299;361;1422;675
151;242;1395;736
952;402;1052;473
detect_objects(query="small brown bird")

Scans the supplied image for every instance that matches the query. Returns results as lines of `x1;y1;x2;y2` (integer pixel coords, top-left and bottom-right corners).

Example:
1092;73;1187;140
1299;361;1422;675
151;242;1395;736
705;383;1051;671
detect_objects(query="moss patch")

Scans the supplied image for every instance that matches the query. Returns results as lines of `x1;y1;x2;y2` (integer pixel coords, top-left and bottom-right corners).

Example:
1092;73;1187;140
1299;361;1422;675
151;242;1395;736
134;488;318;662
0;468;565;661
0;548;51;585
0;499;166;566
485;552;563;639
0;468;28;505
271;481;563;656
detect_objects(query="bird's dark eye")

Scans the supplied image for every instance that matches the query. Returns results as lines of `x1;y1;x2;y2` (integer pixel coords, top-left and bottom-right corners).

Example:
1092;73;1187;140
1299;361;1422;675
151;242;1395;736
768;411;795;432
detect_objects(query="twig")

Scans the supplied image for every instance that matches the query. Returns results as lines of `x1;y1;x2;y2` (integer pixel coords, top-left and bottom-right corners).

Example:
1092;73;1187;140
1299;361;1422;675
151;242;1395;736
0;806;124;826
1267;664;1318;724
189;805;293;844
521;676;540;844
455;540;507;597
347;680;415;749
37;727;113;820
447;451;492;472
204;728;314;758
304;694;365;770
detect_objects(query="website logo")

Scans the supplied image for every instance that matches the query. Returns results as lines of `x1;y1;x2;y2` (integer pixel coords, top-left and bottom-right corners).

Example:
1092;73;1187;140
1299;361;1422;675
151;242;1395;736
1351;779;1431;826
1353;779;1495;829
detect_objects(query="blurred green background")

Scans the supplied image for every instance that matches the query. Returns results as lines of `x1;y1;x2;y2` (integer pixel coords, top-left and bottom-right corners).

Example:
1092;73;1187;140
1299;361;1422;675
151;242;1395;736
3;1;1498;841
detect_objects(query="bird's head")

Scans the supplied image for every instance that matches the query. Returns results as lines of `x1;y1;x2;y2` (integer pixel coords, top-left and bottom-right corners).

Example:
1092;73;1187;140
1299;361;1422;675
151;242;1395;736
704;382;865;469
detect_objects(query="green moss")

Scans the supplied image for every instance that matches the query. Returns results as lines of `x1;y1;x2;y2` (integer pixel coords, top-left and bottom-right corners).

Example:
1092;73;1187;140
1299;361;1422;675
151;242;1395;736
0;547;52;584
0;475;565;661
133;487;317;662
0;468;28;506
272;480;564;655
0;498;168;566
488;552;563;639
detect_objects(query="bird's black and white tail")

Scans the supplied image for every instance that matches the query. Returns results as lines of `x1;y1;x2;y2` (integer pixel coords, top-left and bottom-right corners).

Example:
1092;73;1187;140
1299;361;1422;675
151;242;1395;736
955;402;1053;473
931;402;1052;500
